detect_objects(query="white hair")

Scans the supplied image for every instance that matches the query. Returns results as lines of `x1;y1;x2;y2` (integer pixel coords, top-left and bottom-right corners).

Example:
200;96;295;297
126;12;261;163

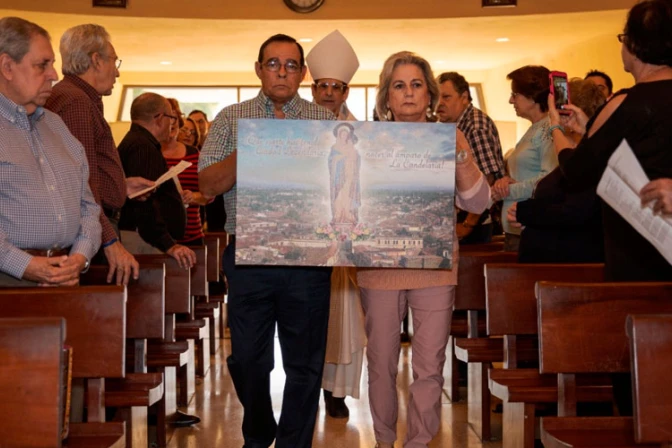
60;24;110;76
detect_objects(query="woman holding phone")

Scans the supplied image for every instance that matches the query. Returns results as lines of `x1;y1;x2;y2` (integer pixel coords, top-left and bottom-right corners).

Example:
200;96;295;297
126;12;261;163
491;65;558;251
547;0;672;282
508;79;606;263
547;0;672;416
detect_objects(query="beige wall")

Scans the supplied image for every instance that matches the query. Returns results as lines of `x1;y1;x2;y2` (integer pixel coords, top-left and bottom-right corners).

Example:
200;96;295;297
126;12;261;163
471;33;631;148
104;33;629;152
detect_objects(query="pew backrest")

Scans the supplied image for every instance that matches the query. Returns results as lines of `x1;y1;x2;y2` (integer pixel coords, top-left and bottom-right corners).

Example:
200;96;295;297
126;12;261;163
627;313;672;444
204;234;220;282
485;263;604;336
206;231;228;272
461;241;505;252
537;282;672;374
0;286;126;378
135;255;191;314
0;317;65;447
81;263;166;339
454;251;518;311
190;246;208;297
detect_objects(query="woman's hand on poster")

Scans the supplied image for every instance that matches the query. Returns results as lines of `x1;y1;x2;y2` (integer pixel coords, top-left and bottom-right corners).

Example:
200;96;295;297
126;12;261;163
456;129;470;152
491;176;515;201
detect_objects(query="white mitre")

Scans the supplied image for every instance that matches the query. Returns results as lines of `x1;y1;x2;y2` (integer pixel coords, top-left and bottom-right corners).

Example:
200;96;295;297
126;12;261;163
306;30;360;84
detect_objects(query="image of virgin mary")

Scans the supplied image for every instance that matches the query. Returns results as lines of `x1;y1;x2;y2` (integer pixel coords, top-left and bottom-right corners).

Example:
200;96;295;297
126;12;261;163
329;123;361;226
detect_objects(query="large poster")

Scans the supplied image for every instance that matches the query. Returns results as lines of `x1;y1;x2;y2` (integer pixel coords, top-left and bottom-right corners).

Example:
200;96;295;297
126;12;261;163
235;120;456;269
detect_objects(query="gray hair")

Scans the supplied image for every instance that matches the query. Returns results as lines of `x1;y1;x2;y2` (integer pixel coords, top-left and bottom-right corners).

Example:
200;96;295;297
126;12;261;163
131;92;169;122
60;24;110;76
0;17;50;62
375;51;439;121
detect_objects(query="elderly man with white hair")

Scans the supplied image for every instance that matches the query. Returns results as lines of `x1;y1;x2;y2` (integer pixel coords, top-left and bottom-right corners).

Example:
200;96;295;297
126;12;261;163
45;24;154;286
0;17;101;286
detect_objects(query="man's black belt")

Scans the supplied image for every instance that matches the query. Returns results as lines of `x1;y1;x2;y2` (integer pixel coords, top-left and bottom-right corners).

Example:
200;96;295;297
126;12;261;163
103;207;121;222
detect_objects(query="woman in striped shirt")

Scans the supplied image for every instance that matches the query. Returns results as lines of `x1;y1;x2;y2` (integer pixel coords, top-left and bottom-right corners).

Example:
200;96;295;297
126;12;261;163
161;98;209;245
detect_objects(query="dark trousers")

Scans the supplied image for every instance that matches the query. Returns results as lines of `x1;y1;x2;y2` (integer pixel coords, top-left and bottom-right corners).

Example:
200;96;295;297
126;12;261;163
223;241;331;448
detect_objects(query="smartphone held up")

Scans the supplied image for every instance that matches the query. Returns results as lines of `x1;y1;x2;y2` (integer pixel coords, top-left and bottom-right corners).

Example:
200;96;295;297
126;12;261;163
549;71;571;114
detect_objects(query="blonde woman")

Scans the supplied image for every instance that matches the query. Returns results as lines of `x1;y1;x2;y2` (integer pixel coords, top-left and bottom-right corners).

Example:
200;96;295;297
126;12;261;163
360;51;489;448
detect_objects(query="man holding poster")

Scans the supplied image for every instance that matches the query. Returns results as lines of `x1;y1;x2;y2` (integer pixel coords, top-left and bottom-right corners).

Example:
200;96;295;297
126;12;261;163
198;34;334;448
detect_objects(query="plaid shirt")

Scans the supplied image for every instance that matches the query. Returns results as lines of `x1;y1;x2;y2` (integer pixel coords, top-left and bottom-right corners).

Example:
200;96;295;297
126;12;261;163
199;90;335;234
45;75;126;244
0;94;101;279
456;104;505;180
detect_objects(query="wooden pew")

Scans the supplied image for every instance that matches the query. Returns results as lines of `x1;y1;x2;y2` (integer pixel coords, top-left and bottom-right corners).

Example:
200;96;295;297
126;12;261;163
82;264;165;355
177;245;210;378
205;231;229;341
134;254;193;446
537;283;672;448
0;286;127;447
81;263;166;448
201;234;222;355
628;314;672;444
446;251;517;438
460;241;505;253
482;263;605;447
0;317;65;447
204;233;220;282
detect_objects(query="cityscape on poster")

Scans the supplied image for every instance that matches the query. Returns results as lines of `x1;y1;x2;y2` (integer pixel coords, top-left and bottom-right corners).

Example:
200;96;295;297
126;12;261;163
236;119;457;269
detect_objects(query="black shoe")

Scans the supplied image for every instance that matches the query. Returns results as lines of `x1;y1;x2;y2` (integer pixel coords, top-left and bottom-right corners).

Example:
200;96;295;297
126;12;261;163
324;389;350;419
171;410;201;427
400;332;411;343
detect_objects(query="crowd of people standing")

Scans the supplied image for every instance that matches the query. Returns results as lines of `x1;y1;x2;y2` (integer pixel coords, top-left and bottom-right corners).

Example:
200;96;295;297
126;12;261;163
0;0;671;446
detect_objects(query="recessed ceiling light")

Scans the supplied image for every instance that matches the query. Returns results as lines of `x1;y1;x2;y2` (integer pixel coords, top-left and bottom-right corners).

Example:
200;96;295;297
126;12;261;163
160;61;173;65
496;37;510;42
298;38;313;43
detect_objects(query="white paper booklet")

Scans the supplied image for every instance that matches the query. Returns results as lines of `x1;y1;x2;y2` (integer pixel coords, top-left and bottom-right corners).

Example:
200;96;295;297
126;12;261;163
597;139;672;264
128;160;192;199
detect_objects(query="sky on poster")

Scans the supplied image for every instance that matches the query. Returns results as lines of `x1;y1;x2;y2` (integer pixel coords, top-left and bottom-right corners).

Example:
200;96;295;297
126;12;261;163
237;119;456;192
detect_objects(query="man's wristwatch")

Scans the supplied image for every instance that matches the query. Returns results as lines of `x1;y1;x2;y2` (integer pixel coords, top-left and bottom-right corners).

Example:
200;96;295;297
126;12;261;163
81;257;90;274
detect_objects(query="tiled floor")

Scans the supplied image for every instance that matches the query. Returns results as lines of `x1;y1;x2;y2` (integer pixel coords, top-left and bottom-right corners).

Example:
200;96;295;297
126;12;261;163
167;338;502;447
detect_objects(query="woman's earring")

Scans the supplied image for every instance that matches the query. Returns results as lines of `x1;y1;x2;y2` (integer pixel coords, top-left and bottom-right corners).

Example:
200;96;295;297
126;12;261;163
426;105;434;120
386;108;393;121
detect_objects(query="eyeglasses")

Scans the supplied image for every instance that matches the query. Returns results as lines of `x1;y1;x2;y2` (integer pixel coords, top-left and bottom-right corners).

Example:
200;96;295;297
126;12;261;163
179;127;196;136
510;92;520;99
263;59;301;74
617;33;627;43
315;81;347;92
101;54;122;69
155;112;178;123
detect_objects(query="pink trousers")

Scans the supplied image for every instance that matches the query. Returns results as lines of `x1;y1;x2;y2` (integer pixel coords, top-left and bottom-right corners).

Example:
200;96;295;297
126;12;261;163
360;285;455;448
